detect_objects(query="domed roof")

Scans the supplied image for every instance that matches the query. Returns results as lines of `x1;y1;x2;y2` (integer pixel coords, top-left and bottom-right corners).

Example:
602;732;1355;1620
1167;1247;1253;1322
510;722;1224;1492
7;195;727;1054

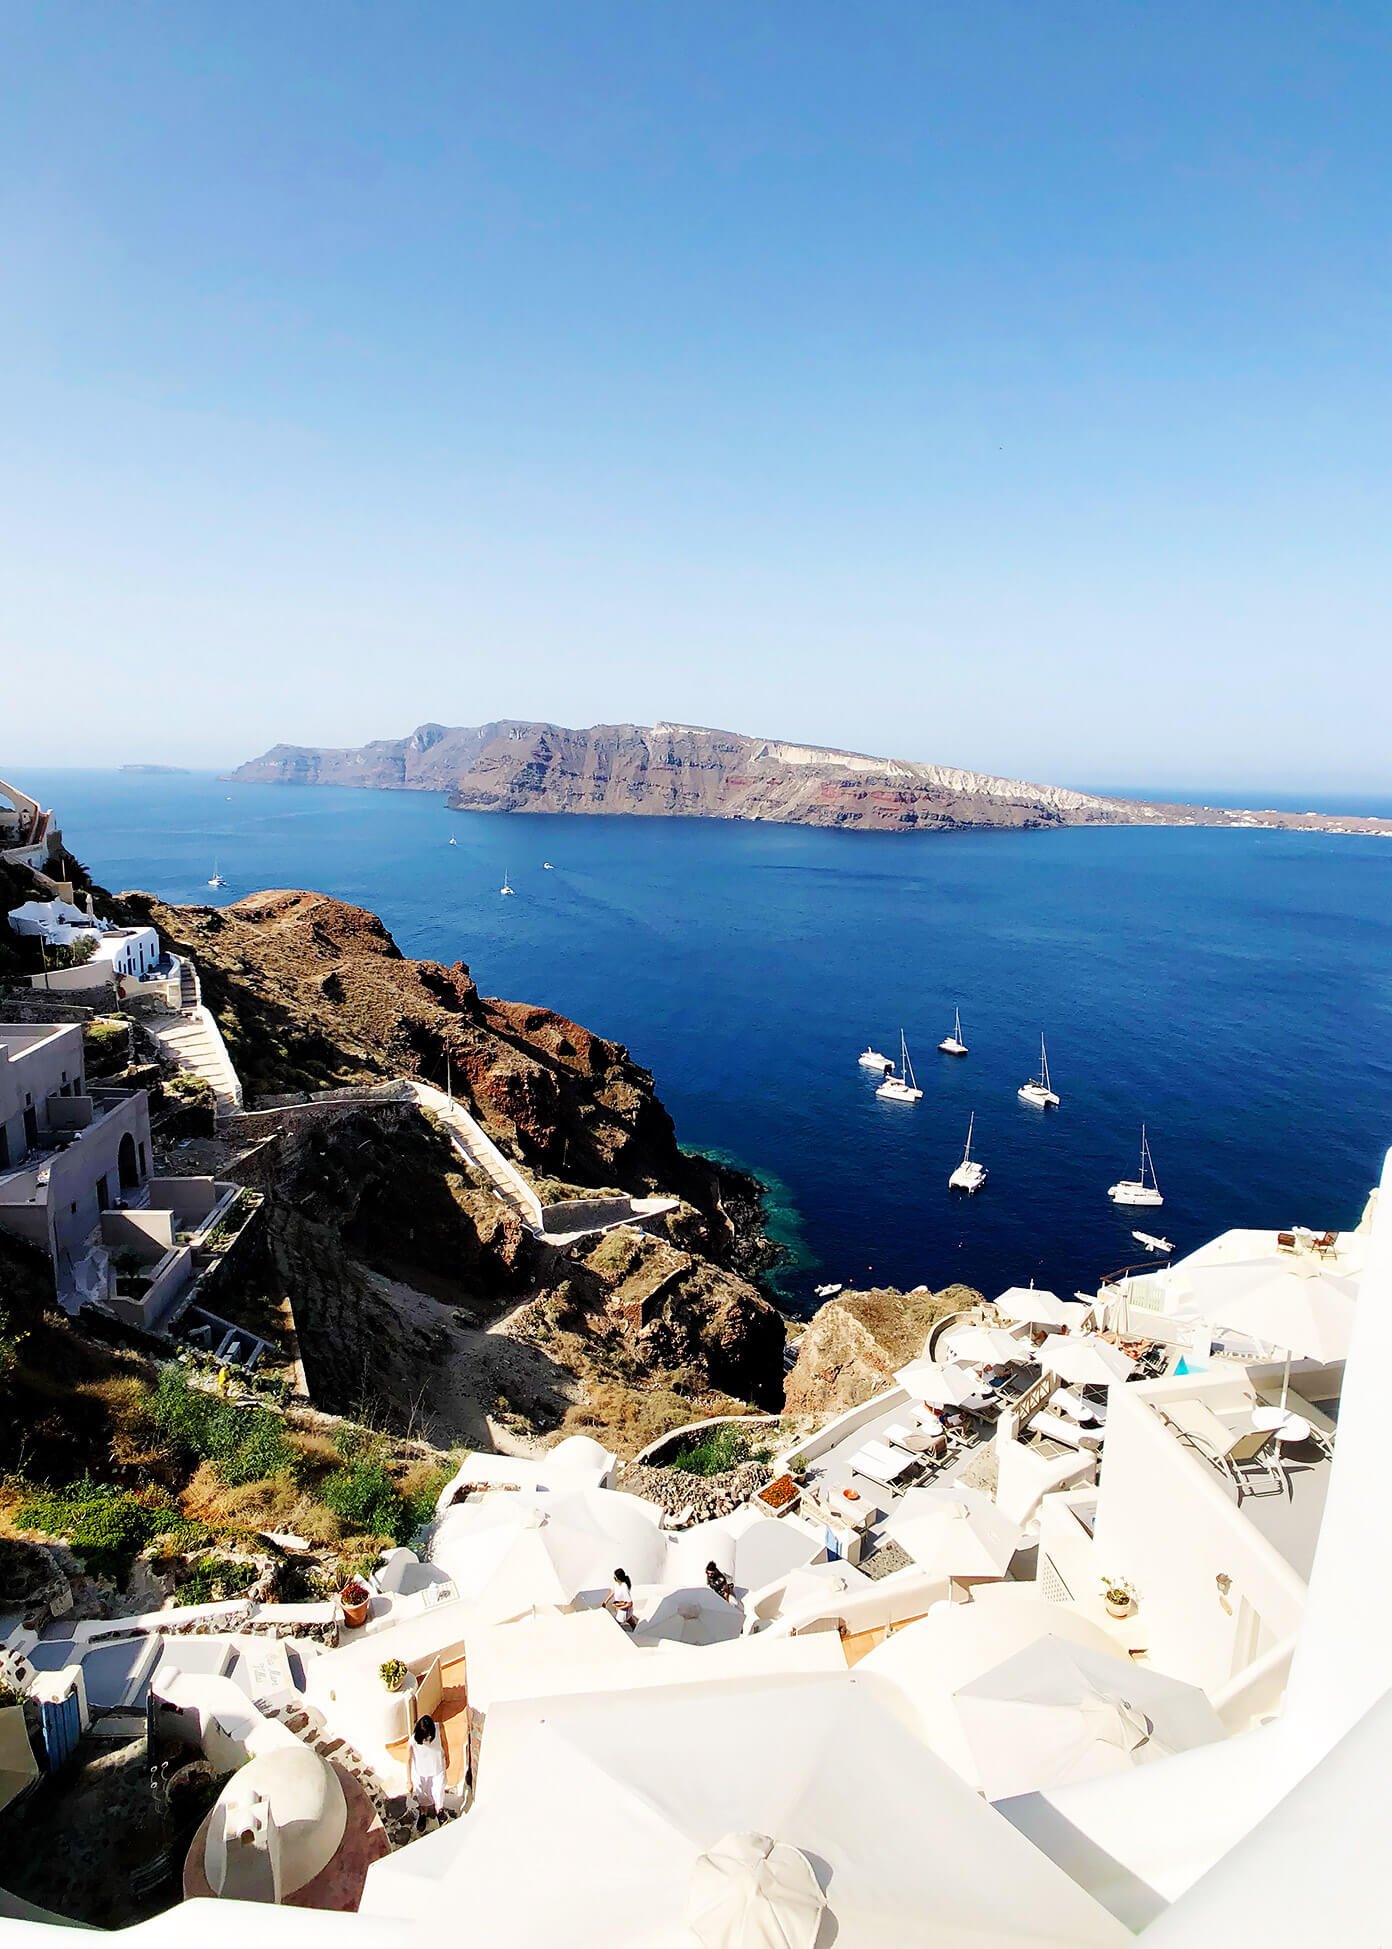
204;1744;347;1900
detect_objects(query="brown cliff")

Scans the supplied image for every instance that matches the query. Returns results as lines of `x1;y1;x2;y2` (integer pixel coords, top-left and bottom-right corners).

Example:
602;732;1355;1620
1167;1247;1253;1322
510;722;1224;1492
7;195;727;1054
783;1284;981;1420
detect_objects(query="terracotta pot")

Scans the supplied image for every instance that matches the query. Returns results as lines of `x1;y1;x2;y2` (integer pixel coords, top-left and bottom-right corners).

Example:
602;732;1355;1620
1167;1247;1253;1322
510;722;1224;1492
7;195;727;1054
340;1585;371;1629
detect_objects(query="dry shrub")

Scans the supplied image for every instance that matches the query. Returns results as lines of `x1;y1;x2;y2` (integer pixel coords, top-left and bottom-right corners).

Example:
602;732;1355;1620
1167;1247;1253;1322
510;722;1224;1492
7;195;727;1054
179;1461;298;1532
286;1428;340;1473
563;1382;745;1457
282;1494;346;1548
81;1376;165;1473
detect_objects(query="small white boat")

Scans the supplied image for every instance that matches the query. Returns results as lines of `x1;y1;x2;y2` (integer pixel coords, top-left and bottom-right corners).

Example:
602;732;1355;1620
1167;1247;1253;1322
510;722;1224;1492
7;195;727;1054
207;862;227;888
938;1006;968;1056
542;861;554;870
1110;1126;1164;1206
500;870;515;897
814;1282;843;1298
858;1046;893;1072
448;835;457;846
877;1030;923;1102
949;1111;987;1192
1132;1229;1174;1254
1018;1034;1060;1108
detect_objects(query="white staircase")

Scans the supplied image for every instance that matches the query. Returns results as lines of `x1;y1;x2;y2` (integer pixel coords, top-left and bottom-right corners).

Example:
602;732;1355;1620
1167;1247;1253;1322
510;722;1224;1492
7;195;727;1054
146;962;244;1115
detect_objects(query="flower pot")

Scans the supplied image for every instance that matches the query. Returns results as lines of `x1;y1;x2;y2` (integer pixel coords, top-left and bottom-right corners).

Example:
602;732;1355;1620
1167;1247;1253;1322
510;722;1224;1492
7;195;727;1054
340;1584;371;1630
1105;1594;1132;1621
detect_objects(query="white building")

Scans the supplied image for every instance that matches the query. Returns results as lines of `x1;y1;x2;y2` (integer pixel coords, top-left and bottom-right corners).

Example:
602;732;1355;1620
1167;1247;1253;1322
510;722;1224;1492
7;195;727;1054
8;897;164;991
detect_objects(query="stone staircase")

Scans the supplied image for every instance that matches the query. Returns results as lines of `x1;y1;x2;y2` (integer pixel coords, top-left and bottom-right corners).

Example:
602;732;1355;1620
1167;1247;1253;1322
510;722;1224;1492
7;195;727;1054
144;960;244;1115
255;1695;424;1850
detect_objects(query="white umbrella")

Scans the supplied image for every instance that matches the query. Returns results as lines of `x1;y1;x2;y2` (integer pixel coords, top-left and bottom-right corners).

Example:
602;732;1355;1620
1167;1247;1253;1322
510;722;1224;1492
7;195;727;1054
1180;1257;1357;1405
431;1485;665;1617
1037;1334;1136;1385
670;1509;821;1594
894;1359;985;1407
632;1586;745;1647
943;1323;1032;1365
883;1484;1023;1581
953;1637;1225;1801
991;1286;1075;1329
688;1831;827;1949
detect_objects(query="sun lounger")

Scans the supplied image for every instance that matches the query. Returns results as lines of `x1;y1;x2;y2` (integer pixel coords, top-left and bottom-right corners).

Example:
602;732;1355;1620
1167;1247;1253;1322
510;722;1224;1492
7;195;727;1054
848;1440;919;1486
1028;1410;1099;1451
884;1422;944;1458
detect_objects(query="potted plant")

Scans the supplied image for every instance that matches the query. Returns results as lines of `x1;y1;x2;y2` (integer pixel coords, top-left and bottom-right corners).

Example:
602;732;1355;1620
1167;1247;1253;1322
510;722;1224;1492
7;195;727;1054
339;1576;371;1629
1101;1576;1137;1620
379;1658;409;1693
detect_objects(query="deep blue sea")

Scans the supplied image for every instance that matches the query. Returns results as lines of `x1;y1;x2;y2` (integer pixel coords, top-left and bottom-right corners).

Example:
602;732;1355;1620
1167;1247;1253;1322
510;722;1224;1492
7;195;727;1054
15;768;1392;1312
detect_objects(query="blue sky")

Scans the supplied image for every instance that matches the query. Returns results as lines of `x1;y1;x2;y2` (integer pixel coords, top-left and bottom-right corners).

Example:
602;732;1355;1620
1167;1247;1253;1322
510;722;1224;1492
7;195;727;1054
2;2;1388;792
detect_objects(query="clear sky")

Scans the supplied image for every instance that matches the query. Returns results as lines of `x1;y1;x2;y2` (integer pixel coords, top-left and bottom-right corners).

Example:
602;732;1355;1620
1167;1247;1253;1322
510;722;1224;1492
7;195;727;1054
2;2;1388;793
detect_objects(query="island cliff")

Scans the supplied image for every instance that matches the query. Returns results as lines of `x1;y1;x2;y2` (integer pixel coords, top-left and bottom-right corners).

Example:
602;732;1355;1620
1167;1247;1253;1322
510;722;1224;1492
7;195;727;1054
231;719;1392;837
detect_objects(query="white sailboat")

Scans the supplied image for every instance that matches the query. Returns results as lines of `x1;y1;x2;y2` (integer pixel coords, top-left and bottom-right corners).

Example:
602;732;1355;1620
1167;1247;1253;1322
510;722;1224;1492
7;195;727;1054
858;1046;893;1072
1017;1034;1060;1108
207;862;227;888
948;1112;987;1192
499;869;515;897
876;1030;923;1102
938;1006;968;1056
1110;1126;1164;1206
448;835;457;846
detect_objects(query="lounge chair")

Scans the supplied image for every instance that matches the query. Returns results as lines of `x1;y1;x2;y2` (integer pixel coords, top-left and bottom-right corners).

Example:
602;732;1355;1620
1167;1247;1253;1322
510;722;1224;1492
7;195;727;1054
847;1440;919;1487
884;1421;946;1459
1225;1427;1280;1493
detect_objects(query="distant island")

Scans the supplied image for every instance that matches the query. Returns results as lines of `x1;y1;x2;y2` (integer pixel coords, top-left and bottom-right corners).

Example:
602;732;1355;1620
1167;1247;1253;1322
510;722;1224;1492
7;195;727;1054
230;720;1392;838
120;763;191;775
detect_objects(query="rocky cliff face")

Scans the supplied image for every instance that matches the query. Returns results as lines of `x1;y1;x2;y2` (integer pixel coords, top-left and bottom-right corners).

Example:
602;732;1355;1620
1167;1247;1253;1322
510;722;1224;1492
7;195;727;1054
231;720;1392;836
783;1284;981;1419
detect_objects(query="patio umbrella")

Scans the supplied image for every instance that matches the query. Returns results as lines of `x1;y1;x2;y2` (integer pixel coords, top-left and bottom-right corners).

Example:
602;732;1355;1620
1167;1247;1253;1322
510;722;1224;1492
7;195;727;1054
669;1508;821;1594
632;1586;745;1648
431;1485;666;1618
953;1637;1225;1801
882;1484;1024;1581
1179;1257;1357;1405
1037;1334;1136;1385
991;1287;1076;1329
943;1323;1032;1365
894;1359;986;1408
687;1831;827;1949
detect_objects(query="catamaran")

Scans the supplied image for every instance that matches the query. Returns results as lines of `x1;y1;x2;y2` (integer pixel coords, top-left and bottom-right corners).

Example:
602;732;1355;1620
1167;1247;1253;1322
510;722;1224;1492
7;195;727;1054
1017;1034;1059;1108
207;863;227;888
876;1030;923;1102
1110;1126;1164;1206
948;1112;987;1192
938;1006;968;1056
858;1046;893;1072
499;870;515;897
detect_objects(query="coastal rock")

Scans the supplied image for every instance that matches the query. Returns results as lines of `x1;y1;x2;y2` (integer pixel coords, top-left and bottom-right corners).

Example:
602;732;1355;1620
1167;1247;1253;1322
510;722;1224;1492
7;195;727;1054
783;1284;981;1418
230;721;1392;838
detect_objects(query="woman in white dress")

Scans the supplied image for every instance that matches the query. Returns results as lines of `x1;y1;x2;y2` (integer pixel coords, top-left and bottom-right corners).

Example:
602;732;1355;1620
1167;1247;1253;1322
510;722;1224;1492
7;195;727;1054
408;1713;449;1821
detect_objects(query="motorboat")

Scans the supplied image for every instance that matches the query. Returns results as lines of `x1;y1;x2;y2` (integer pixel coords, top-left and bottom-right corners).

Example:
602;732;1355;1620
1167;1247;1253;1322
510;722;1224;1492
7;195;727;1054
858;1047;893;1072
948;1112;987;1192
542;861;554;869
877;1030;923;1102
448;835;457;846
1110;1126;1164;1206
938;1005;968;1056
814;1282;844;1298
1017;1034;1060;1108
1132;1230;1174;1254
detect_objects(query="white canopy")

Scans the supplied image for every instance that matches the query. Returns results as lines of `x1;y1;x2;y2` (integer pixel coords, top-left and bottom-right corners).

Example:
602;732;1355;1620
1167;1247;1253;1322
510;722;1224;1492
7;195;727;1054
687;1831;826;1949
991;1287;1075;1328
894;1359;986;1407
943;1324;1033;1365
360;1669;1127;1946
953;1637;1225;1802
1037;1335;1137;1385
882;1484;1024;1581
1178;1257;1357;1362
633;1586;746;1648
669;1509;823;1594
431;1485;666;1618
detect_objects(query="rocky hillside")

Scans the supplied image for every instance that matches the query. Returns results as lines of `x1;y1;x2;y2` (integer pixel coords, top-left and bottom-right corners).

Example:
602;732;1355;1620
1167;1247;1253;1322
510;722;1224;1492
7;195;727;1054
231;720;1392;836
783;1283;982;1420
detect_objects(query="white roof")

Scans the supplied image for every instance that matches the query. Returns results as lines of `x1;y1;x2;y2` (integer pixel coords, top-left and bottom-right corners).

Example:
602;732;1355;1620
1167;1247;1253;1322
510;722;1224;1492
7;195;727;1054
430;1485;666;1615
360;1670;1127;1946
1037;1334;1137;1385
882;1485;1024;1581
991;1287;1076;1328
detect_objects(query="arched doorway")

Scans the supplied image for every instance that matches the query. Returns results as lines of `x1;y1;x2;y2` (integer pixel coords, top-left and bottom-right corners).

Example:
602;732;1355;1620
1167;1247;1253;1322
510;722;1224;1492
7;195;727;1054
118;1132;140;1191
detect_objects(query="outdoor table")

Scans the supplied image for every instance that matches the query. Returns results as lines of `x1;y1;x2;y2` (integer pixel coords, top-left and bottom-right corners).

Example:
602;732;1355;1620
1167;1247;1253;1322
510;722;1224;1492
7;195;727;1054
1251;1405;1313;1444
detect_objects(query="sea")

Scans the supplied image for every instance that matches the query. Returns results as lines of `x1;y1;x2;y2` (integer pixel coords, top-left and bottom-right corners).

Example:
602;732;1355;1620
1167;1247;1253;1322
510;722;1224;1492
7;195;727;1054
15;767;1392;1314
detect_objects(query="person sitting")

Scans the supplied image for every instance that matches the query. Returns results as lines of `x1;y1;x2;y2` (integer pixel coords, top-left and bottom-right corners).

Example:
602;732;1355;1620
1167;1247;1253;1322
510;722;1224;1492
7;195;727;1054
608;1567;637;1631
705;1561;736;1603
408;1713;449;1824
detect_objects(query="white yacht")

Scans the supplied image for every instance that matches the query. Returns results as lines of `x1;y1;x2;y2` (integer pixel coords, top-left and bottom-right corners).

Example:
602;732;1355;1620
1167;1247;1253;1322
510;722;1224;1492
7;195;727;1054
1017;1034;1060;1108
1110;1126;1164;1206
876;1030;923;1102
858;1046;893;1072
948;1112;987;1192
448;835;457;846
1132;1229;1174;1254
500;870;515;897
207;863;227;888
938;1006;968;1056
814;1281;844;1298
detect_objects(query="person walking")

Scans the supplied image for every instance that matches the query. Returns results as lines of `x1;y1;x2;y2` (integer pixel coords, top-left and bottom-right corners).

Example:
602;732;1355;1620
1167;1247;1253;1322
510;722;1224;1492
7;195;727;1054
408;1713;449;1824
608;1567;636;1631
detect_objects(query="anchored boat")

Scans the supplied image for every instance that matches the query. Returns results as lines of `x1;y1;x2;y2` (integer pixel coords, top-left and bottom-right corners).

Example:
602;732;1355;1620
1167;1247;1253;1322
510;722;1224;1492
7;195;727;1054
1110;1126;1164;1206
949;1112;987;1193
1017;1034;1060;1108
858;1046;893;1072
938;1006;968;1057
876;1030;923;1102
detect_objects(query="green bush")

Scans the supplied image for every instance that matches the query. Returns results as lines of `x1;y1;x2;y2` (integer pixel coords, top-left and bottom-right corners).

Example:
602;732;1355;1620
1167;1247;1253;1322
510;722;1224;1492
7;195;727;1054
320;1460;403;1539
174;1556;257;1606
83;1019;130;1076
668;1423;770;1477
150;1366;294;1486
15;1480;188;1581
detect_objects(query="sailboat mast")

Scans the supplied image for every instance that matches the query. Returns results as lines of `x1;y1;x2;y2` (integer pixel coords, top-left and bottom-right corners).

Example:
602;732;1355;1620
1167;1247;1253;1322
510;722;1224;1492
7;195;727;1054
964;1112;974;1161
1040;1034;1049;1092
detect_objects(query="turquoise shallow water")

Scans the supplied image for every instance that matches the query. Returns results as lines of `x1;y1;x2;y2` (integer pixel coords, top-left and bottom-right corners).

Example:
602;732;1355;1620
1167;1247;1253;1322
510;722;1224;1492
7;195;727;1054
15;767;1392;1311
